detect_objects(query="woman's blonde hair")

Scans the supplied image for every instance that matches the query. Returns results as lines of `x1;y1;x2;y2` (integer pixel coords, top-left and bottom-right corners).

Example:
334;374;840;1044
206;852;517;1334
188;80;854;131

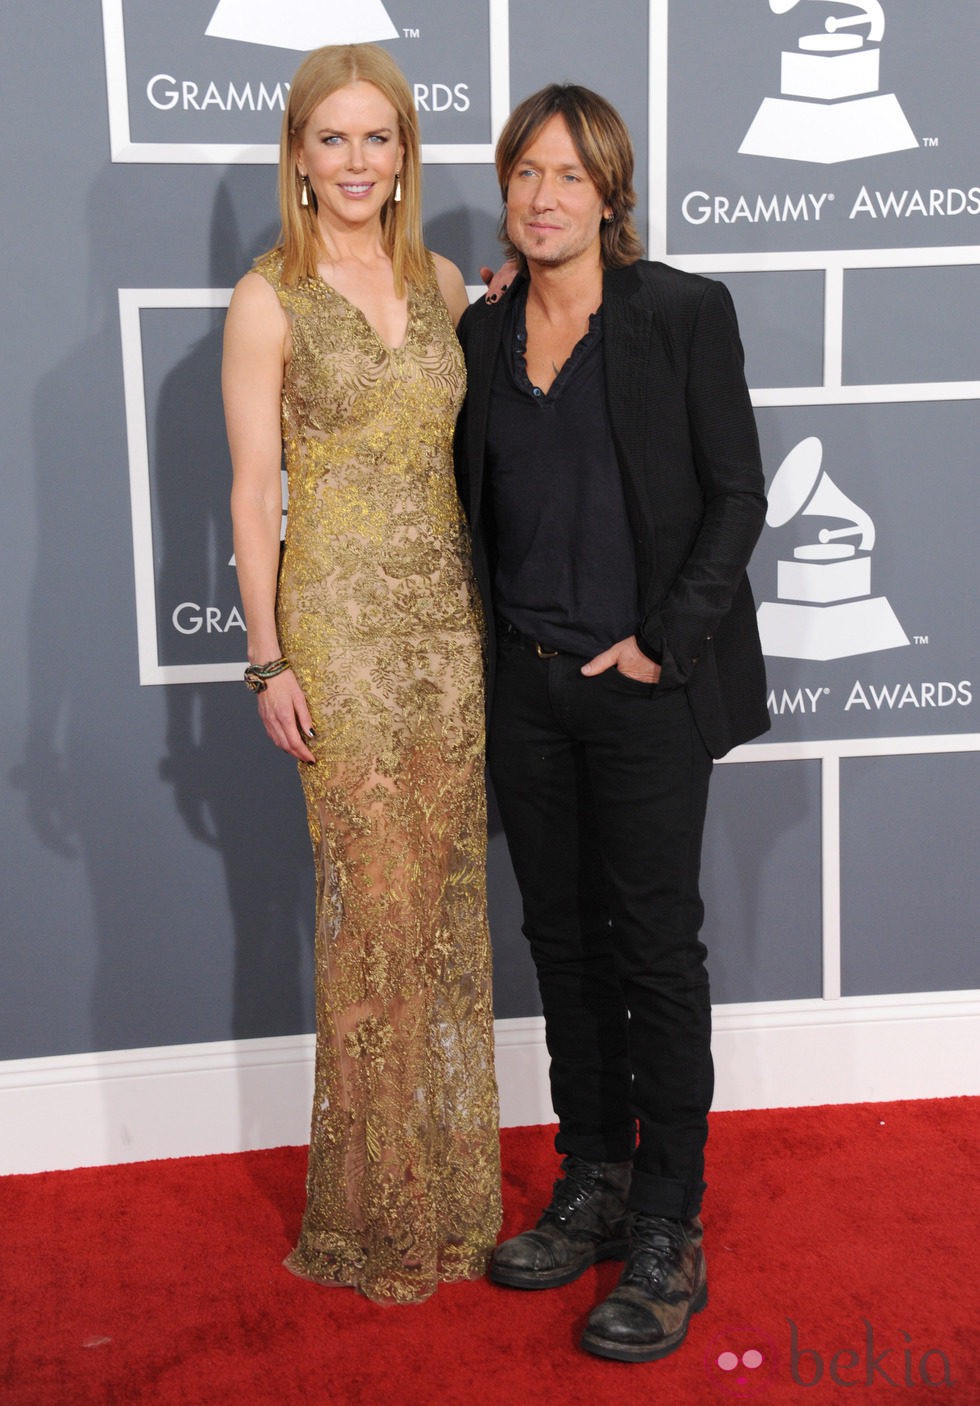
495;84;644;272
275;44;427;294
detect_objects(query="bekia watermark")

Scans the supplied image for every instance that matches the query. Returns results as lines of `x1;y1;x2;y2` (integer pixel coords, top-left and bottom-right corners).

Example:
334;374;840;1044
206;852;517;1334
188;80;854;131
706;1324;780;1398
791;1318;955;1388
708;1319;956;1393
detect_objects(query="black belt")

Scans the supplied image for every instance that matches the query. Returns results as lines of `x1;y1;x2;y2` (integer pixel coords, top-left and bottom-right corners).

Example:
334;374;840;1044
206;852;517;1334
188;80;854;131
496;618;560;659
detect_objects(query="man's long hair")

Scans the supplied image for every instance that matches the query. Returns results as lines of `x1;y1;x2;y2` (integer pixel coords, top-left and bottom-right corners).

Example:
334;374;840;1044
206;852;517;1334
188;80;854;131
495;84;645;272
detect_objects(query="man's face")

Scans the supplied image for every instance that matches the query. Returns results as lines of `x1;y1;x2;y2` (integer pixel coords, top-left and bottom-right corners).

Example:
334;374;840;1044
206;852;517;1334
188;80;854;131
505;114;610;272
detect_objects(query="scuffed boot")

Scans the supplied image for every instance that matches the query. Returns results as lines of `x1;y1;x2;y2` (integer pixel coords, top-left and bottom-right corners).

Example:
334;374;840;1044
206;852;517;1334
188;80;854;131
581;1213;707;1361
488;1155;631;1289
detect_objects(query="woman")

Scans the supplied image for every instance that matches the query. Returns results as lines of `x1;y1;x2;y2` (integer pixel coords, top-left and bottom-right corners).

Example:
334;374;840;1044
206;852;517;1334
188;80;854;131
222;44;501;1305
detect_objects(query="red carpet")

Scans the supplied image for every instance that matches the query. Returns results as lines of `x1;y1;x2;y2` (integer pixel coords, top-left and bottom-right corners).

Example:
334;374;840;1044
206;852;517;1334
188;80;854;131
1;1099;977;1404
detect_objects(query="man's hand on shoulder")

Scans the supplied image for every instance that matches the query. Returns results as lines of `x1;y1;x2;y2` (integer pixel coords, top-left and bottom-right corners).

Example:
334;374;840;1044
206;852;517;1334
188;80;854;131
480;259;518;303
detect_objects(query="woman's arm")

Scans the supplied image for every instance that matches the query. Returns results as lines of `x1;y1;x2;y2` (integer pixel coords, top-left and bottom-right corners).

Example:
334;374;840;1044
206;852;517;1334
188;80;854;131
222;271;315;763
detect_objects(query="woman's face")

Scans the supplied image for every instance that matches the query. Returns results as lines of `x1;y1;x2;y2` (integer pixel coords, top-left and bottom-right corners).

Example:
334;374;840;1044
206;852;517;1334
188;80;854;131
294;80;404;235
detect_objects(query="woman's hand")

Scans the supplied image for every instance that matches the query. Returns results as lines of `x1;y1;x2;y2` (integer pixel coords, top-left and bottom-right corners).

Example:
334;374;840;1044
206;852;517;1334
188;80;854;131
256;669;317;763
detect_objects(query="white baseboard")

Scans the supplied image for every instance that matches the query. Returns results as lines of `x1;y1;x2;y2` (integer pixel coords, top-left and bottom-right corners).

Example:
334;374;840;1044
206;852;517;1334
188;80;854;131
1;993;978;1176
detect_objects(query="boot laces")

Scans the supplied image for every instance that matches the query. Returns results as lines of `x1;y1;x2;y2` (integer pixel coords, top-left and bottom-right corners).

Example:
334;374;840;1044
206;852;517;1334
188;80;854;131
540;1157;604;1226
622;1214;687;1289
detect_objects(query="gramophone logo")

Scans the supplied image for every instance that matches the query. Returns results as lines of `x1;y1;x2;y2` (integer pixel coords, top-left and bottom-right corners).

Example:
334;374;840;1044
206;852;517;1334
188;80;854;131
740;0;918;164
205;0;398;49
756;437;909;660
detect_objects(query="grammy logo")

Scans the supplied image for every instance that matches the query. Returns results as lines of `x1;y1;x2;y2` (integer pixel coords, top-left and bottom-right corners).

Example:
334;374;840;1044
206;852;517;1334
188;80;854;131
739;0;917;164
756;436;909;660
205;0;398;50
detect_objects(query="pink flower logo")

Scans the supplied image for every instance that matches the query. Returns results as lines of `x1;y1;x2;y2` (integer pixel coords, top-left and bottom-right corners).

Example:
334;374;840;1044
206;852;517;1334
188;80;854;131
705;1326;780;1398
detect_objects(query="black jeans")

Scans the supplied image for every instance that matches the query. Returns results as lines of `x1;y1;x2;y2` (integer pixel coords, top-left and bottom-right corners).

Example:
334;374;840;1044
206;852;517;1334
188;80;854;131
488;629;714;1220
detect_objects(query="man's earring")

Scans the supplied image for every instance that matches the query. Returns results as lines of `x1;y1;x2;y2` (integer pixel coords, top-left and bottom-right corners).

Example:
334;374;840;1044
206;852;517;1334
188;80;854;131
393;172;402;204
300;177;309;208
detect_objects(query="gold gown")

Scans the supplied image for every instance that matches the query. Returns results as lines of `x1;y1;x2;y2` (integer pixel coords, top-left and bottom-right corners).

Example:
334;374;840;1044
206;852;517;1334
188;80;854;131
254;251;501;1304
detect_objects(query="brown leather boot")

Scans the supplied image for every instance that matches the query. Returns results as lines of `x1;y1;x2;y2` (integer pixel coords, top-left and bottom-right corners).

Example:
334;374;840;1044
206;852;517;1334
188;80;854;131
581;1213;707;1361
488;1154;631;1289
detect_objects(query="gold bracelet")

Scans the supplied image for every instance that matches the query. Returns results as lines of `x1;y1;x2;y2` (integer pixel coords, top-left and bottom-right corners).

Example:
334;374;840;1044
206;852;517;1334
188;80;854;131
243;657;290;693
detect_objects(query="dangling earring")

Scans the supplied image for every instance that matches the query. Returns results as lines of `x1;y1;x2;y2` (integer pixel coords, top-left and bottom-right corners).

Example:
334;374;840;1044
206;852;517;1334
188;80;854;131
393;172;402;204
300;177;309;208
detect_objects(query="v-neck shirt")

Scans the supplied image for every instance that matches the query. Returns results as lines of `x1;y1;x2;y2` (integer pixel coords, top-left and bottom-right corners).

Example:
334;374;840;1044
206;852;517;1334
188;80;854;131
486;283;638;657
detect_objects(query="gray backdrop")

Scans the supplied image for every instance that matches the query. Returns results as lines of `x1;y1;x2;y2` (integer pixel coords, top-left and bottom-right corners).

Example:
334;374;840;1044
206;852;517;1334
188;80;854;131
2;1;977;1065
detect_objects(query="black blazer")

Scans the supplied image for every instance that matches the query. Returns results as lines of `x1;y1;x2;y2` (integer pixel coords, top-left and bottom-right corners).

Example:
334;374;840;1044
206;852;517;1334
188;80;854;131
455;260;770;759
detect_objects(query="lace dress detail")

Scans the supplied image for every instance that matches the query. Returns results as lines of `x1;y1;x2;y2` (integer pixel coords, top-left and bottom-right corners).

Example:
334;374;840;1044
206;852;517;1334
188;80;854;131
254;251;501;1304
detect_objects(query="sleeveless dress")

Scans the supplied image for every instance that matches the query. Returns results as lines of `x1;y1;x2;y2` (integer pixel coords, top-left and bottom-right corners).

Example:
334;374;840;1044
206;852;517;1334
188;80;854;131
254;251;501;1304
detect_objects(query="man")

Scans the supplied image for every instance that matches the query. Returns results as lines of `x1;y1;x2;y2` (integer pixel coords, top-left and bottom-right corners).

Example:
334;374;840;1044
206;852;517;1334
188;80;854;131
455;85;769;1364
